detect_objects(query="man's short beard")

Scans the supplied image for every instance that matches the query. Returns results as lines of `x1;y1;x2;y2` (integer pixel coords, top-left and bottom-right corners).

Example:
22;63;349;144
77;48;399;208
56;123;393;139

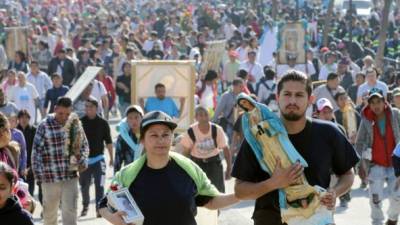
281;112;303;121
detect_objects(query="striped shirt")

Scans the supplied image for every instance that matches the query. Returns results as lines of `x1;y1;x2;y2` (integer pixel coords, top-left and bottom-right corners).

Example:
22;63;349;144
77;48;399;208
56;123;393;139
32;114;89;183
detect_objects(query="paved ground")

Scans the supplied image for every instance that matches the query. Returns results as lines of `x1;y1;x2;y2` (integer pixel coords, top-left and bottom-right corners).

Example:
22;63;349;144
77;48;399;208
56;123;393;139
31;116;388;225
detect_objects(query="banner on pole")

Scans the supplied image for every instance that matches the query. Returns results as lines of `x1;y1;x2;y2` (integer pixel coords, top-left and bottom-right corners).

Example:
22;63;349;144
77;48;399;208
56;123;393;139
277;22;307;65
200;40;226;76
4;26;29;60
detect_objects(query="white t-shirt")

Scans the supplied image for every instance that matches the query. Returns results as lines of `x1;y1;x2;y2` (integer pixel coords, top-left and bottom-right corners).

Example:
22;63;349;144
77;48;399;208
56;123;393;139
236;47;248;62
91;80;108;113
224;23;237;40
27;71;52;99
199;84;214;111
319;63;337;81
276;62;316;80
357;81;389;99
39;34;57;55
313;84;345;111
142;39;163;54
239;61;264;89
9;83;39;124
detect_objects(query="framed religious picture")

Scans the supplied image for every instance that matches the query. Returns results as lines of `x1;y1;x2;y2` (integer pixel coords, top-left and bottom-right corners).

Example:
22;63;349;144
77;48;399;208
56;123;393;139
4;26;29;61
107;188;144;225
131;60;196;133
199;40;227;77
276;21;307;65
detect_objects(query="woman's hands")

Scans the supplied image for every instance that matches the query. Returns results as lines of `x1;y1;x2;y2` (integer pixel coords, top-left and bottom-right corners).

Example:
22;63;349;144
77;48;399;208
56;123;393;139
99;208;136;225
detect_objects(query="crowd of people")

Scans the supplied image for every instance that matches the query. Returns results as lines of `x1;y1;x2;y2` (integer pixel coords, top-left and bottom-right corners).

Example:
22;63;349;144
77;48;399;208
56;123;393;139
0;0;398;225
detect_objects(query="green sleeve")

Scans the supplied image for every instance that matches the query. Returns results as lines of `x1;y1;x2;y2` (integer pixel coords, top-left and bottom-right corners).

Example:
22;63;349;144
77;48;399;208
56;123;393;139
194;163;220;197
170;152;219;197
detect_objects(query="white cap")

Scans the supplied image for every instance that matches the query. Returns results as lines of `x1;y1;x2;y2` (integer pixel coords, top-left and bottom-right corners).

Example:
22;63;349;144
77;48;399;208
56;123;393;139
316;98;333;111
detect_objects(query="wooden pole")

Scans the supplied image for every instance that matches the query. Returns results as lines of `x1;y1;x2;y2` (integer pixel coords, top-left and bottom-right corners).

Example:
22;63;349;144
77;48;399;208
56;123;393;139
322;0;335;47
375;0;392;69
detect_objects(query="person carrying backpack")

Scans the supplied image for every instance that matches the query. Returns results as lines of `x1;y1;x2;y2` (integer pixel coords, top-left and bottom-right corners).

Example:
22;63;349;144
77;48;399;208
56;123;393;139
179;106;232;193
256;66;278;110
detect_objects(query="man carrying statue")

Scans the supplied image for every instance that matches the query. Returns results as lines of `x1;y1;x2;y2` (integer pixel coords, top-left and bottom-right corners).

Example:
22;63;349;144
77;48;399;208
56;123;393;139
232;70;359;225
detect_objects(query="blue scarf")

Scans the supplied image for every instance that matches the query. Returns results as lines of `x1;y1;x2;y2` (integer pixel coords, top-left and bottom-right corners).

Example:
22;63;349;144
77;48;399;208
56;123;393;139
117;118;142;161
237;93;308;209
394;143;400;158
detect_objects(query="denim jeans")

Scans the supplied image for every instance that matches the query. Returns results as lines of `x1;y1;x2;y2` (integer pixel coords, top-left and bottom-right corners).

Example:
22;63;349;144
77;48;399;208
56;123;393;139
79;159;106;209
35;98;46;124
368;165;400;225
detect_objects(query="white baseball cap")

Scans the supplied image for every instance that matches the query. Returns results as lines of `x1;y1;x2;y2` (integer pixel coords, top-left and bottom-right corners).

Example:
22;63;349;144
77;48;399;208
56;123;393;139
316;98;333;111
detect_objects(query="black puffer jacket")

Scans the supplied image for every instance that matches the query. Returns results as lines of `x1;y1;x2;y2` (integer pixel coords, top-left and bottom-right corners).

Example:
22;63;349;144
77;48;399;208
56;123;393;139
0;196;34;225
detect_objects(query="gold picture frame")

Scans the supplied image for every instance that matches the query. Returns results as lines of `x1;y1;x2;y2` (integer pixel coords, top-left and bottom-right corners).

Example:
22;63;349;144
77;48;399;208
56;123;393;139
131;60;196;133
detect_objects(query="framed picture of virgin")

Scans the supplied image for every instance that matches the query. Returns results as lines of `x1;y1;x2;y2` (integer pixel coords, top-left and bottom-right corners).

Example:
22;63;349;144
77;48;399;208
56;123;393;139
277;22;307;65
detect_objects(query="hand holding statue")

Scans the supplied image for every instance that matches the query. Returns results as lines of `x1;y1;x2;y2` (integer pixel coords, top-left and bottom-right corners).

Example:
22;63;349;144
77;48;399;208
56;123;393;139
271;158;304;190
320;189;336;210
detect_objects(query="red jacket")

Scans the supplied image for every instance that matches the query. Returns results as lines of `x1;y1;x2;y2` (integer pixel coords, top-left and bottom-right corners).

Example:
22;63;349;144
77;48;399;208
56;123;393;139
363;104;396;167
97;75;116;109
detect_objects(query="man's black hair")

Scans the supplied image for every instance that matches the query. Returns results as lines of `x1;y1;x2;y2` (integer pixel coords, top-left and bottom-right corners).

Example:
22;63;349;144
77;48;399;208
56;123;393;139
205;70;218;81
237;69;248;79
334;91;347;101
263;66;275;80
277;70;312;97
56;97;72;108
86;97;99;108
17;109;31;119
30;60;39;66
155;83;165;90
327;72;339;81
232;78;244;86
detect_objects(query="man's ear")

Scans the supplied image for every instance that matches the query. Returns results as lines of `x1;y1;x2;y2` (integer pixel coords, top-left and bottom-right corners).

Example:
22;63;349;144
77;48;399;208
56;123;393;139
309;95;316;106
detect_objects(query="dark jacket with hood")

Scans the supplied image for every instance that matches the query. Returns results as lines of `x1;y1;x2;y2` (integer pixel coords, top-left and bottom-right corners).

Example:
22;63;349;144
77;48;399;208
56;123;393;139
355;103;400;168
0;196;34;225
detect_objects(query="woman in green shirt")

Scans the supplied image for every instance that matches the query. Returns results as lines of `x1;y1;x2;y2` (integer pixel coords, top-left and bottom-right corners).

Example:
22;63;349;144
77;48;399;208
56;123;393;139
99;110;239;225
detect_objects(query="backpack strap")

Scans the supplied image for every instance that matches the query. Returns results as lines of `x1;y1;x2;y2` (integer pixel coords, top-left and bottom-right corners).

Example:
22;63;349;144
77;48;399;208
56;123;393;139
261;82;276;105
255;79;262;95
258;80;275;92
188;124;217;148
263;82;275;91
211;124;218;148
187;127;196;145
